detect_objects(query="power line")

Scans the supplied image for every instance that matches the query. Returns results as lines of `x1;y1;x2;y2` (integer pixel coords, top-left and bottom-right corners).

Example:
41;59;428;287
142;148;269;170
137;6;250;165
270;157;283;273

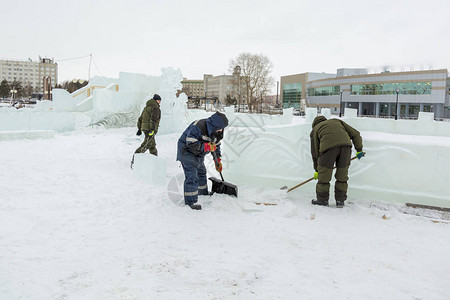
55;55;91;62
56;54;103;79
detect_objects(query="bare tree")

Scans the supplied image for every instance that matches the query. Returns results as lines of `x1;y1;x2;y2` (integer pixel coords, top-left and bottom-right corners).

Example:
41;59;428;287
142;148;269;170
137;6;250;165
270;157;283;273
229;53;274;112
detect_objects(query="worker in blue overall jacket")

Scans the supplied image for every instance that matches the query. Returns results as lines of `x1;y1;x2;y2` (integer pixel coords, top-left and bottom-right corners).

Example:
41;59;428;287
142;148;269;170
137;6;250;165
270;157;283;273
177;112;229;210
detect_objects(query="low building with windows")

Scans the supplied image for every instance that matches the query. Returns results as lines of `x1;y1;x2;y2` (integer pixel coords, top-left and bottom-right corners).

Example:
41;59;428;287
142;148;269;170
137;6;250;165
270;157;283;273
181;78;204;98
0;57;58;97
281;68;450;119
203;73;240;105
280;72;335;110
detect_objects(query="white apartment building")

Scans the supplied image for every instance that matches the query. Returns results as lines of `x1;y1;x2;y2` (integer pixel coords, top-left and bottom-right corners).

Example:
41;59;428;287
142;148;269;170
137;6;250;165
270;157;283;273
0;57;58;95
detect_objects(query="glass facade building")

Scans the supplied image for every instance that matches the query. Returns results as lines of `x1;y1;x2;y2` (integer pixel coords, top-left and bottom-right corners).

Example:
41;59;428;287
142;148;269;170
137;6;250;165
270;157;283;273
351;82;432;95
283;69;449;119
307;86;341;96
282;83;302;109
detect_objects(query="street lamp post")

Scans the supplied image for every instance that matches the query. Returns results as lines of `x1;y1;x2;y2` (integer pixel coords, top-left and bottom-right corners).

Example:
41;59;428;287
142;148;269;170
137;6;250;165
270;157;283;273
10;88;17;106
395;89;400;120
235;65;241;113
339;90;343;117
72;78;85;94
276;81;279;107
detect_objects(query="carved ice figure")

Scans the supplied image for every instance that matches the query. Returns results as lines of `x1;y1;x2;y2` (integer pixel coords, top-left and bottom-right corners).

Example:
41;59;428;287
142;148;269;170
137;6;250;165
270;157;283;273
156;67;189;134
86;68;187;131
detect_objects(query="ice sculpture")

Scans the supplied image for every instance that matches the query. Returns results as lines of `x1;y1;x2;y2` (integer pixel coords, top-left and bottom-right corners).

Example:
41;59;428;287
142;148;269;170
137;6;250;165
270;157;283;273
186;107;294;128
157;67;189;134
222;111;450;207
133;153;167;186
0;68;189;133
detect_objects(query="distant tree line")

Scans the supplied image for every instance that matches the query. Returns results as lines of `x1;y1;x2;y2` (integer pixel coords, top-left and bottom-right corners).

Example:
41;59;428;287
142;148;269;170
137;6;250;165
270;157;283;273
0;79;25;98
0;78;88;99
56;79;89;93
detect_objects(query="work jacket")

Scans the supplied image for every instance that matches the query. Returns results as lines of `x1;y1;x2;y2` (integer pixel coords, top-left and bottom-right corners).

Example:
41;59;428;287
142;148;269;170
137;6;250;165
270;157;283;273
137;98;161;133
310;116;363;171
177;112;228;161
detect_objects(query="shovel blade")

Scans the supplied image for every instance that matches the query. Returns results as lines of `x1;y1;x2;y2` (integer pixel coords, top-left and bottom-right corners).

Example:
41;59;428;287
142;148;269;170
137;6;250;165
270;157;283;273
209;177;238;197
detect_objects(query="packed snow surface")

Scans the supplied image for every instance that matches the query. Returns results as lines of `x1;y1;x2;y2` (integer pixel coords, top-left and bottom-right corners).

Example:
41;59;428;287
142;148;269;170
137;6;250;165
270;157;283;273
1;128;449;299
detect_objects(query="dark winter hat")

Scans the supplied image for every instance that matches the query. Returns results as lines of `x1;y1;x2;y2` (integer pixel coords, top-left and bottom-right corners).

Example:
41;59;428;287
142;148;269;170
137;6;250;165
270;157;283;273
312;116;327;128
153;94;161;101
206;111;229;135
215;111;229;128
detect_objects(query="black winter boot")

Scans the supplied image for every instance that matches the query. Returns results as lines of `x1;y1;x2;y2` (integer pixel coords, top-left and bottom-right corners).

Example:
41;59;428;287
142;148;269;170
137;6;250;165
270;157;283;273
311;199;329;206
336;201;345;208
188;204;202;210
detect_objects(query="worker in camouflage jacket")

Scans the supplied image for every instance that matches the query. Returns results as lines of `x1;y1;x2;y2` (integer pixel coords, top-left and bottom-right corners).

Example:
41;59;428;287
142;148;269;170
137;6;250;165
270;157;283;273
135;94;162;156
310;116;364;208
177;112;228;210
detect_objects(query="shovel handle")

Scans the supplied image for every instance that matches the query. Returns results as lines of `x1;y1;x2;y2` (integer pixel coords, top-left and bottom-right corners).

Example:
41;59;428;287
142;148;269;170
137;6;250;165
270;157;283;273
210;150;225;180
287;154;362;193
287;177;315;192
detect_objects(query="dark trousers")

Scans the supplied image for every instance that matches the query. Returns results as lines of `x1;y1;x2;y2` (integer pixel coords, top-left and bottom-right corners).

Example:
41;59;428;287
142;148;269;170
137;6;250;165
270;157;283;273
181;157;208;206
135;135;157;156
316;146;351;202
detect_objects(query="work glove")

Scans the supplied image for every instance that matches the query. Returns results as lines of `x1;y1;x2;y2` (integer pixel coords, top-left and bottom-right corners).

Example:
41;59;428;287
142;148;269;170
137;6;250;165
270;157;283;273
148;130;155;137
204;142;217;153
356;151;365;160
214;158;222;172
136;129;142;136
313;171;318;180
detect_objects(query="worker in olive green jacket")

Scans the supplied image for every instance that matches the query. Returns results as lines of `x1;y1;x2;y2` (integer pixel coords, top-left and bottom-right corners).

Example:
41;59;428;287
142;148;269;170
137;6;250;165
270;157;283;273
310;116;364;208
134;94;161;156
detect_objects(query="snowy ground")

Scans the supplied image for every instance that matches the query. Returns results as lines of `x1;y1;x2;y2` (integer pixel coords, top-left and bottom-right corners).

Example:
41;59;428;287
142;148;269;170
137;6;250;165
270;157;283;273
1;128;449;300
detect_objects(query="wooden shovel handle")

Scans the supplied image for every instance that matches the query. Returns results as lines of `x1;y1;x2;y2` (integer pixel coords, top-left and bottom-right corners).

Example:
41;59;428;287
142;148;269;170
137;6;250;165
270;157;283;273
287;155;361;193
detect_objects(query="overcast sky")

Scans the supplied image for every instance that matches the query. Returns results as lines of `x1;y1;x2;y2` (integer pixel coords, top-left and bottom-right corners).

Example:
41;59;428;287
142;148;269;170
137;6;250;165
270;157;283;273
1;0;449;93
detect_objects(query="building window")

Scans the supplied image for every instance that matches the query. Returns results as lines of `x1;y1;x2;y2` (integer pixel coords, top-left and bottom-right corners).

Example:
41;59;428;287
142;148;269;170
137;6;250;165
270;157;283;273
351;82;432;95
423;105;432;112
282;83;302;109
307;86;340;96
